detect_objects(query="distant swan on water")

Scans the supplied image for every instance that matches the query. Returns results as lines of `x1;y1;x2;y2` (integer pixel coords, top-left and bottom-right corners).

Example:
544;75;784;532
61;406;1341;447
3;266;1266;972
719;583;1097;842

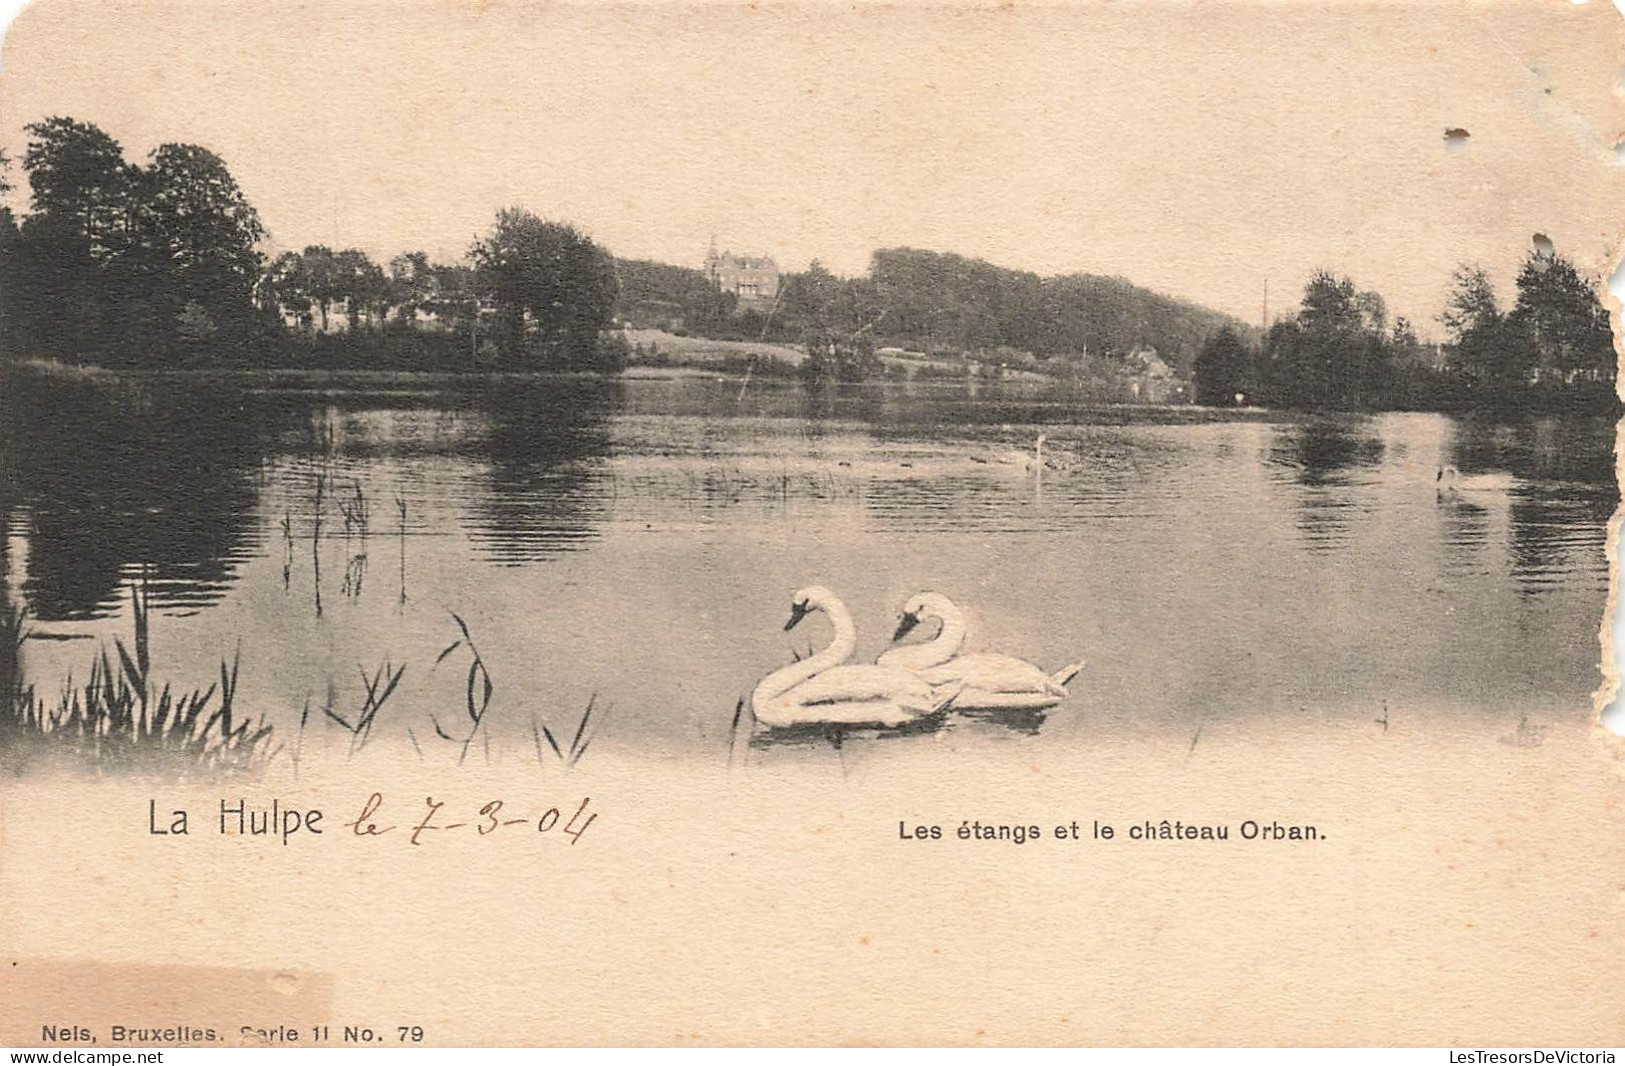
877;591;1086;711
969;433;1048;473
1436;465;1515;493
750;586;959;729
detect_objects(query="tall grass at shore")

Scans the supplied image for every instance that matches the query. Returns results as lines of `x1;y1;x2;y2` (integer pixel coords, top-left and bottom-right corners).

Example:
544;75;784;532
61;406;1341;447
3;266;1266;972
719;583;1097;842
1;581;606;775
0;582;276;774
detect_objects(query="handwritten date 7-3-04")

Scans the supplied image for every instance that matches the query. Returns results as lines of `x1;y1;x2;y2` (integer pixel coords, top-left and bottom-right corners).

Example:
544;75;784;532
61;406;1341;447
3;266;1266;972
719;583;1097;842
344;793;598;846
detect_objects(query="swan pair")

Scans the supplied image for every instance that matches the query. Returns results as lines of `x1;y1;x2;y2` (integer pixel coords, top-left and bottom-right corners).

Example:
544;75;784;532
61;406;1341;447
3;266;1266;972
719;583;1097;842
750;586;1085;729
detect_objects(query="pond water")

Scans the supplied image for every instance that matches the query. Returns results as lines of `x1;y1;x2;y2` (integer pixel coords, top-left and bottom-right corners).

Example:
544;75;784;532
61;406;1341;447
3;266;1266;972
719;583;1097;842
0;371;1615;765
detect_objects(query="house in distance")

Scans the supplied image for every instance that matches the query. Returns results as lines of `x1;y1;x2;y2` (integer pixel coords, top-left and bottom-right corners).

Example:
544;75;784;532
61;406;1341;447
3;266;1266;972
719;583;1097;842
703;237;780;310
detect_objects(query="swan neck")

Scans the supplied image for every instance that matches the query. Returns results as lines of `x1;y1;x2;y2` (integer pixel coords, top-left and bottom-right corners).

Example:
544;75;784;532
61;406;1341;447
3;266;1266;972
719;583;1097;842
910;599;966;668
820;596;859;666
751;599;857;707
934;604;967;659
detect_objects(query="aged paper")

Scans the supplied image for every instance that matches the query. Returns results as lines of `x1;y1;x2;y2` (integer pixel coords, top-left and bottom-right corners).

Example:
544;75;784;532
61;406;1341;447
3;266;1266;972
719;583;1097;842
1;0;1622;1047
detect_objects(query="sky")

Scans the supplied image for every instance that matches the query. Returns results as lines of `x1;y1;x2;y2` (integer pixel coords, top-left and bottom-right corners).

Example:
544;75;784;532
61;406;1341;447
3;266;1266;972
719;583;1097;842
1;0;1622;337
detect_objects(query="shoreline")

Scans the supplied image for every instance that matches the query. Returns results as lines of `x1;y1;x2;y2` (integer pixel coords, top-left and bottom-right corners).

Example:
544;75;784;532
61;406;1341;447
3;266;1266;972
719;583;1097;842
0;357;1279;423
2;356;1613;421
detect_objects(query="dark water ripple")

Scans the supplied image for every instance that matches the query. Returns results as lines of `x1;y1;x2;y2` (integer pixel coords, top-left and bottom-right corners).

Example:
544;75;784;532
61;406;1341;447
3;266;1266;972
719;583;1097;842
0;374;1613;742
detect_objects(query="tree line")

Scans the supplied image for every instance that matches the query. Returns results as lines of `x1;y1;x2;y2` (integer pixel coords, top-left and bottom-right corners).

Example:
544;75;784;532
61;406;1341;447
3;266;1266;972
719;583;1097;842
1193;253;1616;411
2;116;1614;409
622;247;1257;373
0;117;623;371
0;111;1248;383
0;117;268;364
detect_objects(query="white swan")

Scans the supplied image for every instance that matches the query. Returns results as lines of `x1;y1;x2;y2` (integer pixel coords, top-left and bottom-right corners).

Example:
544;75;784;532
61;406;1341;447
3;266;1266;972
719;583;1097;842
1436;466;1515;493
877;591;1085;711
750;586;955;728
970;433;1048;472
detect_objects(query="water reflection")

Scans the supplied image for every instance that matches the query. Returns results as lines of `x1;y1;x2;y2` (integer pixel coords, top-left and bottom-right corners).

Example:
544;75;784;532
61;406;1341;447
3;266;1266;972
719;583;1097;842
1435;495;1492;577
748;711;948;751
460;381;616;565
1443;416;1616;598
1448;416;1614;487
1507;492;1614;597
1266;417;1385;551
1;373;264;620
949;705;1051;737
745;695;1056;752
1269;417;1387;485
0;370;1613;753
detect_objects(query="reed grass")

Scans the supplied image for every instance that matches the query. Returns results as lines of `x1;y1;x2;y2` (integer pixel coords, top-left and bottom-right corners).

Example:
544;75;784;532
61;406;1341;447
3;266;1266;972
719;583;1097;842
280;512;295;591
341;551;367;599
726;697;751;771
431;611;495;765
2;570;613;774
339;480;370;539
394;493;408;607
311;473;325;617
531;694;600;770
321;657;406;758
428;612;600;769
1;582;276;774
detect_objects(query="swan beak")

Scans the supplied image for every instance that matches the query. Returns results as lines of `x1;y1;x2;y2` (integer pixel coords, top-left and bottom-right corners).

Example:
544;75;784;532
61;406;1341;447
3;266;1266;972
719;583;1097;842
784;601;812;632
892;611;921;642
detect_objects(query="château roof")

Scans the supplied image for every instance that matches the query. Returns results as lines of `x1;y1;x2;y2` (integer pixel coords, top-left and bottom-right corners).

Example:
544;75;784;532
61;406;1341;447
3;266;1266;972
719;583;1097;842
708;249;778;272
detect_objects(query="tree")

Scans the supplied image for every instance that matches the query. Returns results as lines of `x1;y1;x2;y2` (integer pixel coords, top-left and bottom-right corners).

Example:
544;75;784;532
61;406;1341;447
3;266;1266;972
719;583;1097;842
1193;327;1250;404
332;249;387;330
10;118;268;363
426;261;480;330
611;256;735;332
297;246;342;331
780;260;843;329
468;208;618;369
1508;249;1613;383
858;246;1249;369
1292;271;1363;406
1439;264;1499;343
1356;289;1388;334
258;246;391;333
140;143;266;332
14;118;135;358
175;300;218;343
800;328;877;387
1439;262;1524;389
1249;272;1396;408
260;251;309;325
1389;316;1425;367
389;251;434;325
21;116;132;245
0;151;18;351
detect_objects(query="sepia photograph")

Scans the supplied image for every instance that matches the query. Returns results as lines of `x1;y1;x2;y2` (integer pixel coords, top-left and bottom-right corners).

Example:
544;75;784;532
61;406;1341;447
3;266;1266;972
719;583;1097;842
0;0;1621;1049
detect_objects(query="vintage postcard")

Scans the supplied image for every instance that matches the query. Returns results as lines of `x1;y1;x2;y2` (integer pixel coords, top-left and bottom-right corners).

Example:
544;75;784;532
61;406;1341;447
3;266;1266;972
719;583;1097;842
0;0;1622;1049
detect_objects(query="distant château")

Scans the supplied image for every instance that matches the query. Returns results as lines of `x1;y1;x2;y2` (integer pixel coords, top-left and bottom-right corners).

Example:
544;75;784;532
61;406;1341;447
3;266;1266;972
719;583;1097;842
704;238;779;308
